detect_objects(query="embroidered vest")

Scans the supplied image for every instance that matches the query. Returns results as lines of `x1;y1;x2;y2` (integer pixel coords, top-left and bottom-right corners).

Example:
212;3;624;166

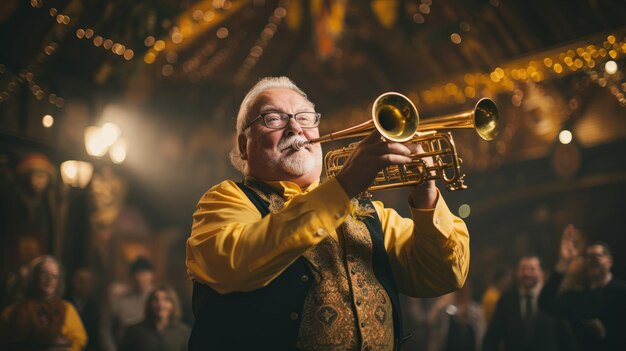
188;181;404;351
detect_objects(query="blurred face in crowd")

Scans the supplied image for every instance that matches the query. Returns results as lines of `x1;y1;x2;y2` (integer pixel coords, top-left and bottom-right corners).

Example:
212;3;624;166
133;270;155;294
517;256;543;291
30;169;50;194
72;268;95;298
242;88;323;187
151;290;174;322
584;244;612;281
38;260;60;298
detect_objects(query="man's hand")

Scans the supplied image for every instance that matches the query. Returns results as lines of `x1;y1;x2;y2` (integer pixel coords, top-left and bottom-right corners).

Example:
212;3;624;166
335;130;416;199
556;224;581;273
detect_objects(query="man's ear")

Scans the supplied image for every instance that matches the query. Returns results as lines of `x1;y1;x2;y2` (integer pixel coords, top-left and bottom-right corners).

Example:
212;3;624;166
237;134;248;160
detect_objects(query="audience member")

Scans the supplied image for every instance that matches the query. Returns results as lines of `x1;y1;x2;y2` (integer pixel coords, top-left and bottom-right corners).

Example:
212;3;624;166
481;269;512;326
118;285;190;351
66;268;103;351
101;256;155;351
427;282;485;351
0;255;87;351
482;255;574;351
539;224;626;351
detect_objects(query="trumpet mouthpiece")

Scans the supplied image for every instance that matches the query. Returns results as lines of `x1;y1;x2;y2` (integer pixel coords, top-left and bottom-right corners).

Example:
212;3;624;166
292;140;309;150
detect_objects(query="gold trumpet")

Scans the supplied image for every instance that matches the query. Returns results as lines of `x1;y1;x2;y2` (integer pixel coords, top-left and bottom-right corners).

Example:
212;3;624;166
295;92;499;192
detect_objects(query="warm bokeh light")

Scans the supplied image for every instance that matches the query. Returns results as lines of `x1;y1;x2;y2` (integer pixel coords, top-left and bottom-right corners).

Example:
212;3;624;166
42;114;54;128
605;60;618;74
144;36;155;47
144;52;156;64
85;126;108;157
153;40;166;51
60;160;93;188
559;130;573;144
216;27;229;39
109;139;127;164
101;122;121;145
123;49;134;60
458;204;471;218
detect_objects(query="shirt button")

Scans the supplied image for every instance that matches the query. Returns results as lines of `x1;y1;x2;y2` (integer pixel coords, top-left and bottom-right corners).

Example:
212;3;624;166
300;274;309;283
434;218;440;225
360;321;366;328
350;267;357;275
315;228;326;237
356;299;362;306
290;312;299;320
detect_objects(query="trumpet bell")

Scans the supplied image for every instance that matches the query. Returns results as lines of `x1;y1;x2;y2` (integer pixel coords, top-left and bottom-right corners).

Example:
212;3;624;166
372;92;419;142
474;98;499;141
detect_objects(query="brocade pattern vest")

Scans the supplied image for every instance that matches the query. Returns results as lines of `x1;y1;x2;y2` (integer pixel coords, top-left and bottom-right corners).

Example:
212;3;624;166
188;181;404;351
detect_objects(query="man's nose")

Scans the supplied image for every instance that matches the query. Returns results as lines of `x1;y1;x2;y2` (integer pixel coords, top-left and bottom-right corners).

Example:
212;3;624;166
284;116;304;136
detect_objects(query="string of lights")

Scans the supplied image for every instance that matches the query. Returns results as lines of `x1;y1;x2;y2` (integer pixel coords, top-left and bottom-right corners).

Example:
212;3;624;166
75;28;135;61
233;1;288;84
0;1;75;107
411;33;626;108
143;0;245;67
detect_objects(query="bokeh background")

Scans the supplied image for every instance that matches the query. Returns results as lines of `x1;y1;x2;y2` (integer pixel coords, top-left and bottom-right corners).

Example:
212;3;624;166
1;0;625;304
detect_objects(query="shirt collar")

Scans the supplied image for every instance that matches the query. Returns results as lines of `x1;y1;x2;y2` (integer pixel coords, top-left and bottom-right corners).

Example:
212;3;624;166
519;283;543;298
245;176;320;199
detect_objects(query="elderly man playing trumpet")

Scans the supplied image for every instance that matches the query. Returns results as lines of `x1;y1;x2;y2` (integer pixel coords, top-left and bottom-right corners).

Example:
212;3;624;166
186;76;470;351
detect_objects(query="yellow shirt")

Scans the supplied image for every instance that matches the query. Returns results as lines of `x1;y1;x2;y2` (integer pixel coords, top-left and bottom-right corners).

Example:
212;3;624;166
186;177;470;297
482;286;501;325
0;300;87;351
62;301;87;351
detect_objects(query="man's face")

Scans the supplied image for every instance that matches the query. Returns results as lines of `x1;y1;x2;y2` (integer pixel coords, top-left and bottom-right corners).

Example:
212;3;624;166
72;269;94;297
133;270;154;293
584;245;612;280
243;88;323;187
517;257;543;290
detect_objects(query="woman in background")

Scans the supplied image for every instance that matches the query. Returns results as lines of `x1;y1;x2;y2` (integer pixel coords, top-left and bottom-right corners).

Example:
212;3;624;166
119;285;190;351
0;255;87;351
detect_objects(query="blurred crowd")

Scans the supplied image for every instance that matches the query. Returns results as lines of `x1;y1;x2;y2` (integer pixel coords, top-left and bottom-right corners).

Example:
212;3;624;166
401;224;625;351
1;224;624;351
0;256;190;351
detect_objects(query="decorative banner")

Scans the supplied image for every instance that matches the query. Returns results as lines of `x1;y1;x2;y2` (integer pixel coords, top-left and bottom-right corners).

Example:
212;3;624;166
371;0;398;29
286;0;303;31
311;0;347;60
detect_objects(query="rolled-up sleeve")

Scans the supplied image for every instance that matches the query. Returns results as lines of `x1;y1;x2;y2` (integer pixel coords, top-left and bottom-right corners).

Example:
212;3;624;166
186;178;351;294
374;190;470;297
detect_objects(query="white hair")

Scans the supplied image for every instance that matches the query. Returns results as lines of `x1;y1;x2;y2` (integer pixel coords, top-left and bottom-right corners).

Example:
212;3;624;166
229;76;314;174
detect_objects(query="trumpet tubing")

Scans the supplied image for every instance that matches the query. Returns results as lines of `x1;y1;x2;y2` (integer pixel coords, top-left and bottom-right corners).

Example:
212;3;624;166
325;132;467;192
313;92;499;192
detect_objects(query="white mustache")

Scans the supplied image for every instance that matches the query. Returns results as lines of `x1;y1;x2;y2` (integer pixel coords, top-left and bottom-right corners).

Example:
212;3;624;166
279;135;309;151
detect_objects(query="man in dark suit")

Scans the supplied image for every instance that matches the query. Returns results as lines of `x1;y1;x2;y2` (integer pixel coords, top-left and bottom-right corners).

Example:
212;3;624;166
539;225;626;351
482;255;574;351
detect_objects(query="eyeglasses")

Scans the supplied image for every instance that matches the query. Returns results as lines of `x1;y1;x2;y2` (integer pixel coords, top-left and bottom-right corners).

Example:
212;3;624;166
40;271;60;280
584;253;608;261
243;111;321;130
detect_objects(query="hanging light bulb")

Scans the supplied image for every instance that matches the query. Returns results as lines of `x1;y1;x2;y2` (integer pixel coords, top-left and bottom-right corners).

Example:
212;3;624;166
60;161;93;188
